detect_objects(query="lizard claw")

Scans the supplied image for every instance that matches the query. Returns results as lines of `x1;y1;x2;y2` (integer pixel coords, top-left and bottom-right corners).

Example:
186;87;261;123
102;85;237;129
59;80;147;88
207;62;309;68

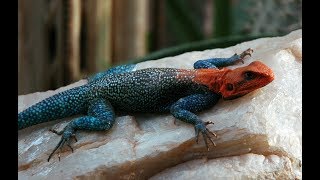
205;121;214;126
48;136;68;162
71;134;78;142
239;48;253;60
234;48;253;64
194;121;217;151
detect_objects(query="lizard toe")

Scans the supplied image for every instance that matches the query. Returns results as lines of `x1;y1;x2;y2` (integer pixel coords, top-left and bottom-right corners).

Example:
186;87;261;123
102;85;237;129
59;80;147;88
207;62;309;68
240;48;254;59
194;121;217;150
47;127;76;162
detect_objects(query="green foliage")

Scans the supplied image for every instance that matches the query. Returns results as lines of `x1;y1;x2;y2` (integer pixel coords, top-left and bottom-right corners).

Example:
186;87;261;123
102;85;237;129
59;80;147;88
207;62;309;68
161;0;301;46
127;33;278;65
231;0;302;35
165;0;204;44
137;0;302;64
213;0;231;37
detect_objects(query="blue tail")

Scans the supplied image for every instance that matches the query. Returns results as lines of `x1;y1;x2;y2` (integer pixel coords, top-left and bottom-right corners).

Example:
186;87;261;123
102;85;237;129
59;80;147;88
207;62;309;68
18;85;92;130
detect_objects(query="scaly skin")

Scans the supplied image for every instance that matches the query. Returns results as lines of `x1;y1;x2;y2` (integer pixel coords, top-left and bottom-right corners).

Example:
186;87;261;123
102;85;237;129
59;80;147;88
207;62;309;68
18;48;274;161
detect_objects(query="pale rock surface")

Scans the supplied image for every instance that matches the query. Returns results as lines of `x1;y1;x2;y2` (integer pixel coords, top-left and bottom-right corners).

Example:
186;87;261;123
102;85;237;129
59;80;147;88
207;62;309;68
150;153;296;180
18;29;301;179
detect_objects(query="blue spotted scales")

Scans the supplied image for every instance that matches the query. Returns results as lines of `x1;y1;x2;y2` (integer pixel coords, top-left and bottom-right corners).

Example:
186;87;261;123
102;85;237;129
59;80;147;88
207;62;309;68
18;48;274;161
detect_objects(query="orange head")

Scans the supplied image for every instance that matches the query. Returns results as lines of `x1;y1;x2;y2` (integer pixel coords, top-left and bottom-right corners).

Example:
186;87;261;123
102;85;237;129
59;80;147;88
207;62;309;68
220;61;274;100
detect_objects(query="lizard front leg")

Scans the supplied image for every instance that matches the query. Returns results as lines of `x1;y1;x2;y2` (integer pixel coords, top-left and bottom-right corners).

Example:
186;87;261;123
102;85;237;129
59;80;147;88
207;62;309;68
48;98;115;161
170;92;220;150
193;48;253;69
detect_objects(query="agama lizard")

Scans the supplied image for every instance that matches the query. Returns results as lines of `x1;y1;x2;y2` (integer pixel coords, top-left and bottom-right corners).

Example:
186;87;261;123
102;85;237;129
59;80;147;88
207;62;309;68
18;48;274;162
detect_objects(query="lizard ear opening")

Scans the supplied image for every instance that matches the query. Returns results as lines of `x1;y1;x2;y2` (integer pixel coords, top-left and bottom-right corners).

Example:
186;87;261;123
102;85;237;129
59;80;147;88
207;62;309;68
226;83;234;91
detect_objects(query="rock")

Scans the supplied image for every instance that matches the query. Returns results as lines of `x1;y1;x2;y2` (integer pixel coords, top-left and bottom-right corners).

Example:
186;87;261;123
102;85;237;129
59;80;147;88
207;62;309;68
18;29;301;179
150;154;297;180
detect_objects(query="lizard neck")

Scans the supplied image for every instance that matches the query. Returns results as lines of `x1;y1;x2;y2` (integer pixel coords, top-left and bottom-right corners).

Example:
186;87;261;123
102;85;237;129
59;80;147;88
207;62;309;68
192;68;231;93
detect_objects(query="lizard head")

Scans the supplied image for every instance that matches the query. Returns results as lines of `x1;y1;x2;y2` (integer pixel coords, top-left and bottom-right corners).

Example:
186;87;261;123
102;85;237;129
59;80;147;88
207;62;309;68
220;61;274;100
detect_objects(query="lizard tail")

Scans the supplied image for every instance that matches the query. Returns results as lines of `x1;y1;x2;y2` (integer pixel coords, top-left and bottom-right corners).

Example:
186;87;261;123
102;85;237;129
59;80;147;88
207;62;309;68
18;85;92;130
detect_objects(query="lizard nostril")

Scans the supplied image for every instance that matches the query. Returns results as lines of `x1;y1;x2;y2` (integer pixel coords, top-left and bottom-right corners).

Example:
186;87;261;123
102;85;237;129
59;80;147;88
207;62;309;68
226;83;234;91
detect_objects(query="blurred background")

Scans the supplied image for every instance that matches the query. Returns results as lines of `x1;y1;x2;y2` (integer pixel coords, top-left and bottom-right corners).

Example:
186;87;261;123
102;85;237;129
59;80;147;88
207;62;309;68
18;0;302;95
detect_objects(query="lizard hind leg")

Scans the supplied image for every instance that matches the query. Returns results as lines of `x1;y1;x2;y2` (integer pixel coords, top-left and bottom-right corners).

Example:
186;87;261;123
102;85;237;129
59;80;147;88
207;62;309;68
47;98;115;162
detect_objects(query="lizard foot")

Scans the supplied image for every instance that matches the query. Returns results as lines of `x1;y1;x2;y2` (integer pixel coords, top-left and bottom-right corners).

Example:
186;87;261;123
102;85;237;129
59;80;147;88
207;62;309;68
233;48;253;64
48;127;77;162
238;48;253;63
194;121;217;151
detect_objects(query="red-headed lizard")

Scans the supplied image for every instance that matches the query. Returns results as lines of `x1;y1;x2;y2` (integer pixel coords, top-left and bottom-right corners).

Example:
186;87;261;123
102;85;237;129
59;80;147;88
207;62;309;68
18;48;274;161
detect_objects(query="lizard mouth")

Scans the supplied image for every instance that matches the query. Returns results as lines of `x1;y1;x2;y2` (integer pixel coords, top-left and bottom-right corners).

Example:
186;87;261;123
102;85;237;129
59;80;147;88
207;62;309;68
222;93;246;100
222;82;266;100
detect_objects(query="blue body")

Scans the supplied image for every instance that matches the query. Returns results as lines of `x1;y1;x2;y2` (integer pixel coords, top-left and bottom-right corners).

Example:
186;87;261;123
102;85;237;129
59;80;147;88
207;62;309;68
18;49;252;161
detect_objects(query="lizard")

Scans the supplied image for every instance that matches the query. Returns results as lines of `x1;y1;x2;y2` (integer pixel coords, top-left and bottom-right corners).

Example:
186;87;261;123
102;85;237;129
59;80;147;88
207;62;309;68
18;48;274;162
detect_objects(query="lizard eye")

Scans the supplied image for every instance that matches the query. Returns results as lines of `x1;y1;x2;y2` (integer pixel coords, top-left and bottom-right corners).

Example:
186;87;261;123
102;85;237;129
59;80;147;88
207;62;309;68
226;83;233;91
244;71;255;80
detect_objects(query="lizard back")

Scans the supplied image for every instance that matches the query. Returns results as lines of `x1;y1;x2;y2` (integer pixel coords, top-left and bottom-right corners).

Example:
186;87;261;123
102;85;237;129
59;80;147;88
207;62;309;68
90;68;211;112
